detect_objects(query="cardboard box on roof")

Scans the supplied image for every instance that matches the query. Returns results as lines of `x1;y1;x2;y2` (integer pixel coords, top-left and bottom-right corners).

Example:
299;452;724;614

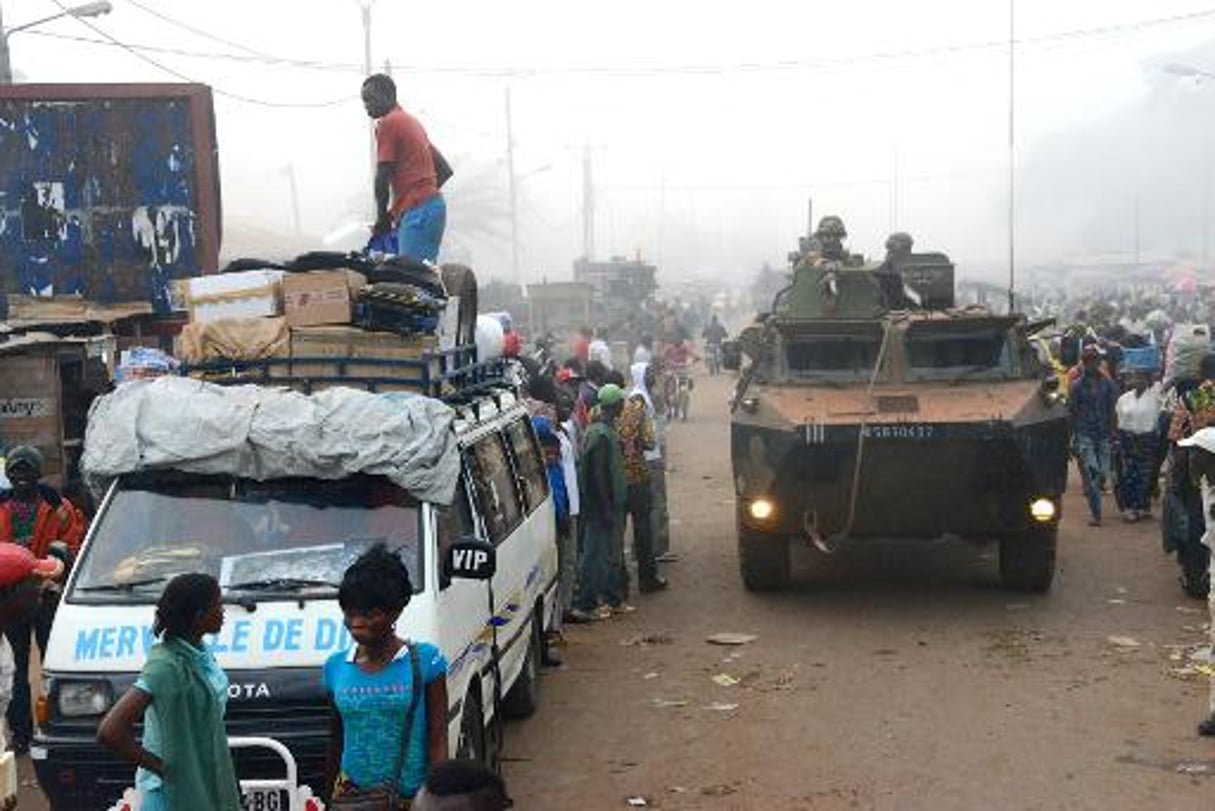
287;326;439;391
187;270;283;323
282;270;365;328
179;316;290;365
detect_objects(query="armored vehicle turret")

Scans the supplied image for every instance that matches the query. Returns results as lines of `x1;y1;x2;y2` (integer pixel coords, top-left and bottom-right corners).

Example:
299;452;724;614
731;218;1068;591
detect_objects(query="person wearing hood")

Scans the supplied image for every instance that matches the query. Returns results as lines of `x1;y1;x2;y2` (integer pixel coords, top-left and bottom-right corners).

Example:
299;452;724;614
615;363;668;595
0;445;85;753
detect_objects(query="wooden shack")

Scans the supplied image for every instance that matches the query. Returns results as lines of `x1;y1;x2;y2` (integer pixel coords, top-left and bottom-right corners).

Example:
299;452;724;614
0;333;114;502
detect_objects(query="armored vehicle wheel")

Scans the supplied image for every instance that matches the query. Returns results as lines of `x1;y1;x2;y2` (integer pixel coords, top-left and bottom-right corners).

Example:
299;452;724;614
998;526;1057;593
738;527;790;591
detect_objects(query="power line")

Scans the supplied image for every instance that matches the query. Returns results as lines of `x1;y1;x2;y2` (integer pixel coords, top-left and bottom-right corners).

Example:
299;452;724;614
28;5;1215;80
122;0;277;60
379;6;1215;77
23;29;363;73
48;0;355;108
603;169;1002;193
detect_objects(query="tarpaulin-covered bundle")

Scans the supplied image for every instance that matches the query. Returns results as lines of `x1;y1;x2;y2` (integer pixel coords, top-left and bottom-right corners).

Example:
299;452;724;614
1165;324;1212;384
80;377;460;505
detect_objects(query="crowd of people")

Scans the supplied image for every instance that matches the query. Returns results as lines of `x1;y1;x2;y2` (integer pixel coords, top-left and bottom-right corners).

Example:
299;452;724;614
522;322;718;625
1054;312;1210;597
1046;285;1215;738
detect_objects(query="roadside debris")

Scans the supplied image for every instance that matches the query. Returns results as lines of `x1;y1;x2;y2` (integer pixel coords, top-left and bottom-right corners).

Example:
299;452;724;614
622;633;674;648
706;632;758;646
627;796;649;807
1166;643;1214;681
703;702;739;712
1175;762;1215;776
1107;635;1141;649
651;698;689;708
711;673;741;687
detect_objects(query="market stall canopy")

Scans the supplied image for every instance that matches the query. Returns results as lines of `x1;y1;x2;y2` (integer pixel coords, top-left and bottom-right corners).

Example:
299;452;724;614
81;377;459;505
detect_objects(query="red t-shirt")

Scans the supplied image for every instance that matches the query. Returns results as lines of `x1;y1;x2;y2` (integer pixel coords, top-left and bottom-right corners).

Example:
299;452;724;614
503;331;522;357
573;337;590;363
376;105;439;221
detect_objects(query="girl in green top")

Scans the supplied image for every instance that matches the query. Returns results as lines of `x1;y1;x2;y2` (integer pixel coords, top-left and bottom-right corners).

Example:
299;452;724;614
98;573;241;811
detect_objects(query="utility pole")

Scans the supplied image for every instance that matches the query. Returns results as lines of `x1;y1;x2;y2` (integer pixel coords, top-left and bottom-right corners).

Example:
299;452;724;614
657;170;666;266
1133;196;1141;268
582;144;595;261
891;143;900;231
0;3;11;84
359;0;377;216
286;163;302;238
1006;0;1017;314
506;85;520;284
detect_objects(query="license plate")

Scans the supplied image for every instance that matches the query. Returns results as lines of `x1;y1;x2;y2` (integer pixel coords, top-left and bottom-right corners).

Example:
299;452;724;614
241;788;286;811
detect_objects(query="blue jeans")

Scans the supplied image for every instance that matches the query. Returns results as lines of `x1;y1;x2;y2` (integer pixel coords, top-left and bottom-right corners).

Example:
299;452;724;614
396;194;446;263
1076;434;1112;520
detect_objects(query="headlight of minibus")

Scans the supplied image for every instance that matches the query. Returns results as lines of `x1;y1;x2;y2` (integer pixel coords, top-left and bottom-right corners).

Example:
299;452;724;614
57;680;114;717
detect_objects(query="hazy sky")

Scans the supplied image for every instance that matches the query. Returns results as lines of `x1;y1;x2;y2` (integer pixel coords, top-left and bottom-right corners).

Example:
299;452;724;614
7;0;1215;285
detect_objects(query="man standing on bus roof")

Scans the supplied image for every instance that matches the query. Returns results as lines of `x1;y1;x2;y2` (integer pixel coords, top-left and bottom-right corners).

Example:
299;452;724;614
361;73;450;263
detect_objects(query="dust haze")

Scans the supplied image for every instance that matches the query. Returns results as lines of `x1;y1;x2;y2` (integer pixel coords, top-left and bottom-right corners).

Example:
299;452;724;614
10;0;1215;292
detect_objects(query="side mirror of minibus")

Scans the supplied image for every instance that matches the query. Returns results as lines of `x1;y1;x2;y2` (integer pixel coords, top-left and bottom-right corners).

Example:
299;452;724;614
445;535;496;581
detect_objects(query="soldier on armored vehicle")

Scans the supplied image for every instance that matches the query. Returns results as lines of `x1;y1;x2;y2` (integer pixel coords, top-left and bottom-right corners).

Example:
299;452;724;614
730;223;1069;593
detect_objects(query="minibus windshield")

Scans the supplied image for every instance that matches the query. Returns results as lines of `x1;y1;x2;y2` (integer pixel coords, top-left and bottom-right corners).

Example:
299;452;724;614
70;473;422;604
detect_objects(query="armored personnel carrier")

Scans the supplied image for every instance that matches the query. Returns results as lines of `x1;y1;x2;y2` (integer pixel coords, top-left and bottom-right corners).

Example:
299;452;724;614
730;217;1068;592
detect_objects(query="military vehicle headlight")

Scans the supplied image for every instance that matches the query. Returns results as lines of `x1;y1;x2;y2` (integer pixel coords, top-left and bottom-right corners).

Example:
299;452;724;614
1039;377;1063;407
739;396;759;413
57;680;113;717
1029;498;1057;523
749;498;776;521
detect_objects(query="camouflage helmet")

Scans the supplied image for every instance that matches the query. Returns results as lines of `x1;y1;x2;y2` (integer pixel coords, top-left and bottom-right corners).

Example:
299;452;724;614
885;231;914;253
815;215;847;239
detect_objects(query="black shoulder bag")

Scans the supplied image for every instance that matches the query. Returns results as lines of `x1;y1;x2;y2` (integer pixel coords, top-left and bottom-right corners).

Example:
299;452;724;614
431;145;454;188
330;644;423;810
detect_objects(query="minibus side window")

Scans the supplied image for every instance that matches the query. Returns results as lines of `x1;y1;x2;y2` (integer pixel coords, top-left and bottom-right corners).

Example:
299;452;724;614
436;476;475;590
467;433;523;546
503;416;549;515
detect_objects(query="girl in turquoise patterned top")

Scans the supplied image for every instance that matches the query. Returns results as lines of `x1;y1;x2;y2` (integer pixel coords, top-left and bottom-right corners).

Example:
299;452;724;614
323;545;449;804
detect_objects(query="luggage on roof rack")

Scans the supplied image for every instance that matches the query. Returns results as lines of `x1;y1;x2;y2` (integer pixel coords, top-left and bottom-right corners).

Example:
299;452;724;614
179;336;511;401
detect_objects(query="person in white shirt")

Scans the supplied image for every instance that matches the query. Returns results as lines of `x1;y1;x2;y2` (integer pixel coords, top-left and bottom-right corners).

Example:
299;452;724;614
554;394;581;629
588;328;613;371
1114;371;1163;522
632;335;654;367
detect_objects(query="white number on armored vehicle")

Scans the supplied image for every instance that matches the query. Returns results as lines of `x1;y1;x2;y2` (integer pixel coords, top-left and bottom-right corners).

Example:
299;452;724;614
862;424;936;440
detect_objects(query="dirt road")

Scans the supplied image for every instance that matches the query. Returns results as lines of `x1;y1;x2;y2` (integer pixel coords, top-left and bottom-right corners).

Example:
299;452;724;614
503;373;1214;810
